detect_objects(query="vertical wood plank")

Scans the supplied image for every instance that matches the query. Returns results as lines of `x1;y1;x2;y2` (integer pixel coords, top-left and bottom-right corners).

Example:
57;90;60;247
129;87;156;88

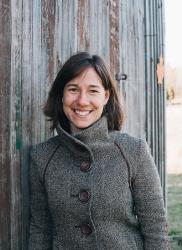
41;0;56;139
119;0;146;138
144;0;166;201
0;0;11;249
10;0;22;248
109;0;119;77
77;0;90;51
21;0;33;247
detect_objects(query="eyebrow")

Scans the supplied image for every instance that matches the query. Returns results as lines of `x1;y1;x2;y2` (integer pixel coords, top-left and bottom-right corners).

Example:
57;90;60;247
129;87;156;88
66;83;101;88
89;84;101;88
66;83;78;87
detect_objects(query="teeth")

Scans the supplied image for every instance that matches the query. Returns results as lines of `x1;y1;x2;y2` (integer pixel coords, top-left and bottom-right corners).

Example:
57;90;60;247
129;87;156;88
75;110;90;116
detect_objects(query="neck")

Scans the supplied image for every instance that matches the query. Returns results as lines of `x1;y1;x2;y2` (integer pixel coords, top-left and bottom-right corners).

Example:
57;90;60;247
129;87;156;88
70;119;102;136
70;124;82;135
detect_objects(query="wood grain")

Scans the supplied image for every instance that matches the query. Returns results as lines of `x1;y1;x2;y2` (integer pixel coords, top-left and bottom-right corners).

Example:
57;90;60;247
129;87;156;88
0;0;166;249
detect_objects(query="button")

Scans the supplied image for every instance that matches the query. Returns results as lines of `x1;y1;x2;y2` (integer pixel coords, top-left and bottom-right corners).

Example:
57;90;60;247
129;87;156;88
80;223;92;235
79;190;90;202
80;161;91;172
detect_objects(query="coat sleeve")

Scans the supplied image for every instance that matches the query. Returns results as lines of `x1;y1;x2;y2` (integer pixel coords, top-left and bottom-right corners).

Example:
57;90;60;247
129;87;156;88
28;153;53;250
132;139;170;250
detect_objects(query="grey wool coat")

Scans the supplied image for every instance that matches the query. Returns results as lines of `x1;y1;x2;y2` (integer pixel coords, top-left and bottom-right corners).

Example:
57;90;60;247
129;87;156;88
28;116;169;250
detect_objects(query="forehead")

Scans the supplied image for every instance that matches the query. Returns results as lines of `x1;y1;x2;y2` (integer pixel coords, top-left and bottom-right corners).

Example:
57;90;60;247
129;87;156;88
68;67;103;85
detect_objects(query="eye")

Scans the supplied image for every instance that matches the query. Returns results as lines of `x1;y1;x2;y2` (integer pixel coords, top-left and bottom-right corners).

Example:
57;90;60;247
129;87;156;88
89;89;99;93
68;87;78;93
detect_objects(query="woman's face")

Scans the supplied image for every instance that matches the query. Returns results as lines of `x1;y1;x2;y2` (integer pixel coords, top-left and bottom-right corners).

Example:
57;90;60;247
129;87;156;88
62;67;110;133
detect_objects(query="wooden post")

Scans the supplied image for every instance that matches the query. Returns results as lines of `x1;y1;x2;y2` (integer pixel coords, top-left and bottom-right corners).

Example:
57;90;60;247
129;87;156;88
0;0;12;249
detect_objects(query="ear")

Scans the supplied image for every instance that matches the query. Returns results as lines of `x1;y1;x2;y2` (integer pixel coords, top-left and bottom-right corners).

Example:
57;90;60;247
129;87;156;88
104;90;110;105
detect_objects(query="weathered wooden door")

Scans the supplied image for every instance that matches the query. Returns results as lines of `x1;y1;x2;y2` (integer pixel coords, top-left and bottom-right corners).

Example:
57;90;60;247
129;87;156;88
119;0;166;199
0;0;165;249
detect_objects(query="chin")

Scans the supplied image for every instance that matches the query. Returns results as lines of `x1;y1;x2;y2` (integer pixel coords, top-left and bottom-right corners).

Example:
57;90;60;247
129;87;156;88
72;121;94;131
76;123;92;129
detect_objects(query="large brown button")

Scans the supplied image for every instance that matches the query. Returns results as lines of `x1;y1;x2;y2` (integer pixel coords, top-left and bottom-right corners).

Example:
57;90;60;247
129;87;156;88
80;161;91;172
79;190;90;202
80;223;92;235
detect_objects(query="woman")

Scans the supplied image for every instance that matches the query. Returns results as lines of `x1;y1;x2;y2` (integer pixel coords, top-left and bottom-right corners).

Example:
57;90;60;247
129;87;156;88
29;52;169;249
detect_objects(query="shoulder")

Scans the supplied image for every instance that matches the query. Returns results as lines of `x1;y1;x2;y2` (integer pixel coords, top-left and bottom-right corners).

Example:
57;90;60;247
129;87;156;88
30;136;60;164
110;131;154;179
110;131;151;164
110;131;147;151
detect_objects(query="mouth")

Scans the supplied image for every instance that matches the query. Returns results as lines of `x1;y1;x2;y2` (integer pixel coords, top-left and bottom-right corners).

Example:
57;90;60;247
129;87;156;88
73;109;92;117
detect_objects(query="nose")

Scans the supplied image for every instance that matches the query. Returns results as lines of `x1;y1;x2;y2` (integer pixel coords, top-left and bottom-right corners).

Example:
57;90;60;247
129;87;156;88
76;91;90;106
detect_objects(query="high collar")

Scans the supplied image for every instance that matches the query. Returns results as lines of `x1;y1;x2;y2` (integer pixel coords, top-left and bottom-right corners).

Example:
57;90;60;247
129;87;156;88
56;116;109;155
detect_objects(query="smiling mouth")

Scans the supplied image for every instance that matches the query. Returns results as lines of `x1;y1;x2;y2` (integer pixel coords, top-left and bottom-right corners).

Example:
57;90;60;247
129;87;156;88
73;109;92;116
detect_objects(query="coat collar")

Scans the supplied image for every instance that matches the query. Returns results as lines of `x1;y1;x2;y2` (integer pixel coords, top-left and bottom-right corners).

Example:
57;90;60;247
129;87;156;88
56;116;109;154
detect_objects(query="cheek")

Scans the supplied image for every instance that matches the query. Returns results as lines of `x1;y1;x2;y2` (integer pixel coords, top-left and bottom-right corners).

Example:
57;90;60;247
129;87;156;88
62;97;71;115
101;93;109;106
63;94;74;106
94;99;106;110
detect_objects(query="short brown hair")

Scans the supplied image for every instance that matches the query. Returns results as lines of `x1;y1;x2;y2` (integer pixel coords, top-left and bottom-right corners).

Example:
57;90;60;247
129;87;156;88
43;52;125;132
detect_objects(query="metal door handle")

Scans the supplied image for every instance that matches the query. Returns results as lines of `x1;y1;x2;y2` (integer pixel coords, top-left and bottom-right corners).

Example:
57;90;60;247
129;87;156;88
115;73;127;81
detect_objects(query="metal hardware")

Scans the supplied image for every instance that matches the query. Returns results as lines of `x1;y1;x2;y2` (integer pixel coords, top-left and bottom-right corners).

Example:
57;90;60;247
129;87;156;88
115;73;127;81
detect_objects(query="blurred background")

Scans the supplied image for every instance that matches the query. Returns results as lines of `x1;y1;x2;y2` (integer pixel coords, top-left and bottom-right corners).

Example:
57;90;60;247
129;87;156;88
165;0;182;249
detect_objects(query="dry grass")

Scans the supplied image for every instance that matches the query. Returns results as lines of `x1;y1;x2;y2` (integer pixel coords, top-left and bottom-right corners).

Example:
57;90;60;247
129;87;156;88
167;174;182;249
